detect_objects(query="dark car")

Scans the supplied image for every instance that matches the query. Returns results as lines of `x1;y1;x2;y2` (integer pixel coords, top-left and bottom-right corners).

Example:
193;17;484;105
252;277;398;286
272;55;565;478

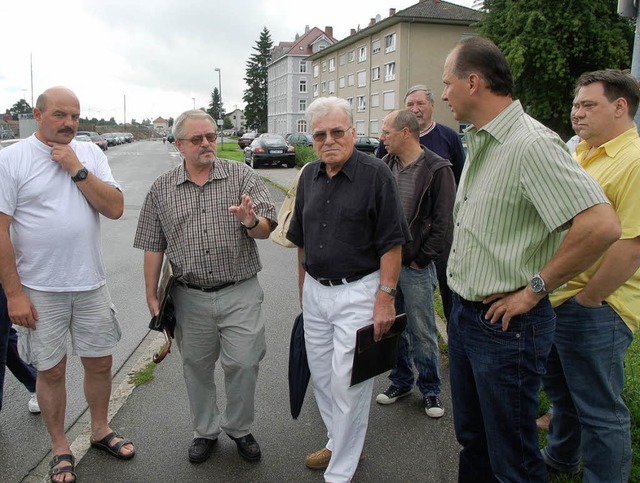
286;133;313;146
167;134;175;143
355;136;379;154
243;134;295;169
238;132;258;149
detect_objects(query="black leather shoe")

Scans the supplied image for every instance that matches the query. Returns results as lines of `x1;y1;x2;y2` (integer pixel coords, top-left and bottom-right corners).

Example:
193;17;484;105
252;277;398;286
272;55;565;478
188;437;217;464
227;433;261;461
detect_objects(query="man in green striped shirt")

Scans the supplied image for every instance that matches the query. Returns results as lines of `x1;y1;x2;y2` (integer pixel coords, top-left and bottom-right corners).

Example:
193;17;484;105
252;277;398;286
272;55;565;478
441;36;620;482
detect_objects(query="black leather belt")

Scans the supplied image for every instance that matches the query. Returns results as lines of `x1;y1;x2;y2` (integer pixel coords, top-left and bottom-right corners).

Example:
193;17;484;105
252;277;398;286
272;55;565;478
457;296;489;311
315;272;369;287
176;280;235;292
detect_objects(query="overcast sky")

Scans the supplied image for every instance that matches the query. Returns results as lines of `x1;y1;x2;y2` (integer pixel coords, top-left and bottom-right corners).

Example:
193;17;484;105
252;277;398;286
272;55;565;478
0;0;475;124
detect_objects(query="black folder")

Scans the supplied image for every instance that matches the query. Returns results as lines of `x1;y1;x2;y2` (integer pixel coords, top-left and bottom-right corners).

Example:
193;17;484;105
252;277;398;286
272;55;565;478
148;259;176;363
350;313;407;386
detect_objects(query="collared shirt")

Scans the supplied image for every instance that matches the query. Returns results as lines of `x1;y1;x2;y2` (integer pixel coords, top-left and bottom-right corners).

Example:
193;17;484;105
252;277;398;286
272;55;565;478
448;100;609;301
551;127;640;331
387;154;423;221
133;158;277;286
286;149;410;280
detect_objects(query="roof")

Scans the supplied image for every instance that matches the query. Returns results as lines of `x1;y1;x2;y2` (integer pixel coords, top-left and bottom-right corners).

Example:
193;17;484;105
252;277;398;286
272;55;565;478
307;0;481;60
271;26;338;62
153;117;167;123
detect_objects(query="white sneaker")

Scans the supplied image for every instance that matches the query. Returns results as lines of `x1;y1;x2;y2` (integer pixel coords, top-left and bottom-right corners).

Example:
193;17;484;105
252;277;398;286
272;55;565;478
28;393;41;414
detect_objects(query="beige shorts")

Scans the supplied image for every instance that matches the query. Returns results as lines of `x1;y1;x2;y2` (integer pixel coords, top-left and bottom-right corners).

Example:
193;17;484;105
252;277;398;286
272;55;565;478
16;285;121;371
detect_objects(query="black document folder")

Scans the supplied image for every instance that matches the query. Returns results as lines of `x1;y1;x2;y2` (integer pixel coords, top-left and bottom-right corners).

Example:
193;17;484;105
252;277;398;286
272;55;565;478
148;259;176;363
350;313;407;386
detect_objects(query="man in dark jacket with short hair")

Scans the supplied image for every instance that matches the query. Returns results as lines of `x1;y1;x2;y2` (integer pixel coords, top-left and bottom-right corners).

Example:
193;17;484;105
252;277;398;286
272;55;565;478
375;110;455;418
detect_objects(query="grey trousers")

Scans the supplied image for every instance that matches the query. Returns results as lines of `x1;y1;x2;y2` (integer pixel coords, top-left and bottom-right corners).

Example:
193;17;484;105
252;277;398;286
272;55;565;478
172;276;266;439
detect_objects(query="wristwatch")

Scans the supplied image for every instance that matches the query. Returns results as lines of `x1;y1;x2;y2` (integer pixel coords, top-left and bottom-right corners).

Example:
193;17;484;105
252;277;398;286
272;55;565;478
71;167;88;182
378;284;397;297
242;215;260;230
530;273;547;295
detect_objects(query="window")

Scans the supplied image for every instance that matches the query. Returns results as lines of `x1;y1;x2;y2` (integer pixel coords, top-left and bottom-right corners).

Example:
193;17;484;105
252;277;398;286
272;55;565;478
347;74;355;86
370;119;379;134
384;33;396;53
322;61;327;72
299;61;307;73
357;70;366;87
372;39;381;54
339;76;346;88
297;120;307;133
355;120;365;135
384;62;396;81
339;54;346;66
357;95;366;112
383;91;396;110
299;99;306;112
328;79;336;94
329;58;335;72
371;93;380;108
346;97;354;107
358;46;367;62
299;79;307;93
348;50;355;62
371;67;380;81
313;65;319;78
321;81;327;93
313;84;318;97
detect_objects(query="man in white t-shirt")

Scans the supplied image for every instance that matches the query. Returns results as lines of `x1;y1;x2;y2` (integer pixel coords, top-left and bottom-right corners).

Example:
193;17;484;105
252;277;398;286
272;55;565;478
0;87;131;483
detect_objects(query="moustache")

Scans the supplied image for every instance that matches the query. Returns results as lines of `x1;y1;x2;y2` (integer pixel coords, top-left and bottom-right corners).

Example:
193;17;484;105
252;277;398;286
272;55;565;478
58;128;74;134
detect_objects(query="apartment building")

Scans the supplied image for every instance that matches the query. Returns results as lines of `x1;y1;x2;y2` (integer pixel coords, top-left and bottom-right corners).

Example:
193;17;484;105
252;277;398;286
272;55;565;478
267;26;337;135
306;0;480;137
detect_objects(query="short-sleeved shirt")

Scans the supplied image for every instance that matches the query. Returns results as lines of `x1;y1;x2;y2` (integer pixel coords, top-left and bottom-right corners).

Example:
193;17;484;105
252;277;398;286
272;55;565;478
448;100;609;301
551;127;640;331
0;135;121;291
286;149;410;280
133;158;277;286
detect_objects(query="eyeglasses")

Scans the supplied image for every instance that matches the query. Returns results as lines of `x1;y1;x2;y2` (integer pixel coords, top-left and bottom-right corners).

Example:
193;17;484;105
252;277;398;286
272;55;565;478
179;132;218;145
312;128;351;143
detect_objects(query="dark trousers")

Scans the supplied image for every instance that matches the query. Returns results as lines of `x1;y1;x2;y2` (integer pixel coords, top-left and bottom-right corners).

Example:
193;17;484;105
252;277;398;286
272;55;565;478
0;285;37;412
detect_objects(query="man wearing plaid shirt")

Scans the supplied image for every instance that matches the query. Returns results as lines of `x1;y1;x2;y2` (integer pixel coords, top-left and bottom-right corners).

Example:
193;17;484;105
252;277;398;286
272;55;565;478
134;110;276;465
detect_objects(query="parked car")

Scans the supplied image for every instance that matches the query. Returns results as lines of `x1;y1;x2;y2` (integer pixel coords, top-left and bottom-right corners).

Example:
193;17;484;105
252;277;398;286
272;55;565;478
286;133;313;146
167;134;175;143
90;133;108;151
355;136;379;154
102;133;119;146
238;132;258;149
0;139;21;150
74;135;92;143
243;134;295;169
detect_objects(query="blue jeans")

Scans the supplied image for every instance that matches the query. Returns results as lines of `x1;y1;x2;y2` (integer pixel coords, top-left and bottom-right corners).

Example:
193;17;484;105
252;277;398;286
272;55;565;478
448;293;555;483
542;297;633;482
0;285;37;412
389;263;441;396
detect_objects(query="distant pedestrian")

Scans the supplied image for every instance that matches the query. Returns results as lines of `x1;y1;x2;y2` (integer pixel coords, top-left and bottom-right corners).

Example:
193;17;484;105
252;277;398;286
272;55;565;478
0;86;130;483
441;37;620;482
134;109;277;465
287;97;410;482
375;110;455;418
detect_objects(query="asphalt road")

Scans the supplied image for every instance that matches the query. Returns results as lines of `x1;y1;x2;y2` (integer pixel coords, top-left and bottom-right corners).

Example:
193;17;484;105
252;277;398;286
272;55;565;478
1;141;459;482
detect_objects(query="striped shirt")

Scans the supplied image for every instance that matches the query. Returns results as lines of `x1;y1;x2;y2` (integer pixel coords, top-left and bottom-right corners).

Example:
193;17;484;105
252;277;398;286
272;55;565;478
133;158;277;286
447;101;609;301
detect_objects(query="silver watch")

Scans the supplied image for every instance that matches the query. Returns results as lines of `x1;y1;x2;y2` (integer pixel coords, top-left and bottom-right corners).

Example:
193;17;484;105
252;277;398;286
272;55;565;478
378;284;397;297
530;273;547;294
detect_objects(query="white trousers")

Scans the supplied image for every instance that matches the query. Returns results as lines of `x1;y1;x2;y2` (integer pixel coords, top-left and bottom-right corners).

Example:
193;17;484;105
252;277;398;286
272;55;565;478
303;271;379;483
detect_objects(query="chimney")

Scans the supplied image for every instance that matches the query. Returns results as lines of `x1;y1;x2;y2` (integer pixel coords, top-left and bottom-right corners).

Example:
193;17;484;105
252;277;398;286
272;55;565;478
305;25;310;33
369;17;376;26
325;26;333;38
389;8;396;16
350;28;356;36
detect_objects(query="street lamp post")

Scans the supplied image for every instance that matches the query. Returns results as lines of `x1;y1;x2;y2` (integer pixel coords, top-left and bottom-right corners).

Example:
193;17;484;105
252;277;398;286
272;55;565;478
214;67;223;150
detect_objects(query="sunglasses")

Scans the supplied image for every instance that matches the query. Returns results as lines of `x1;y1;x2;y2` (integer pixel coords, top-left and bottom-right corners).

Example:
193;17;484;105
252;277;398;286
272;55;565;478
179;132;218;145
312;128;351;142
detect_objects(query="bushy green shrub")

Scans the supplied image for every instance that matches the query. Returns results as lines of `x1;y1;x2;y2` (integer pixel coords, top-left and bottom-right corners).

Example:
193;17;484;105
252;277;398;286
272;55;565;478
294;145;317;167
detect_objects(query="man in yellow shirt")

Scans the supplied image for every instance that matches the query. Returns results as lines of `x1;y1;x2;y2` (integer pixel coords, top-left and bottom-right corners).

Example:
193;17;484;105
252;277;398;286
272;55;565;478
542;69;640;482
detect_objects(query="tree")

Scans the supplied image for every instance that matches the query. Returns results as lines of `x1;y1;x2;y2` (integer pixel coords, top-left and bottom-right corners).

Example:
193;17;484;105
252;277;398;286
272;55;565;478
207;87;224;121
478;0;633;139
222;116;234;130
5;99;32;119
243;27;272;133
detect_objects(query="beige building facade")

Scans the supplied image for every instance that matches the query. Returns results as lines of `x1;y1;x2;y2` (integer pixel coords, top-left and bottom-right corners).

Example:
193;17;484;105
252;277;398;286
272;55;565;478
306;0;480;136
